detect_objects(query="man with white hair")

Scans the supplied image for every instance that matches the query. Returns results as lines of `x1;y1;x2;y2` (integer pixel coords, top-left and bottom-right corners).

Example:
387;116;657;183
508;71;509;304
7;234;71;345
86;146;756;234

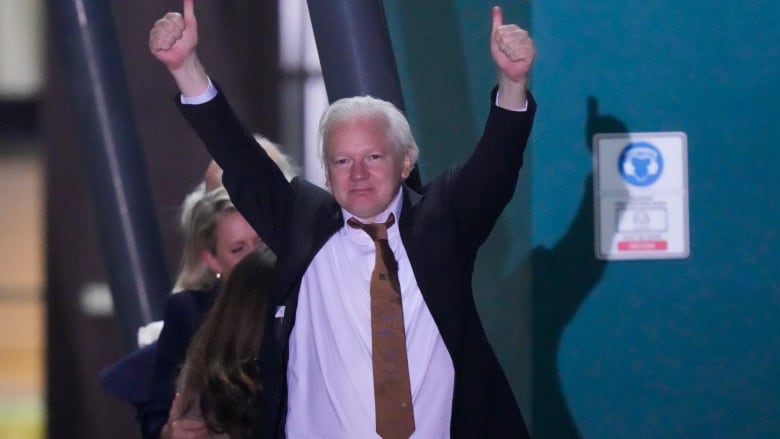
150;1;537;437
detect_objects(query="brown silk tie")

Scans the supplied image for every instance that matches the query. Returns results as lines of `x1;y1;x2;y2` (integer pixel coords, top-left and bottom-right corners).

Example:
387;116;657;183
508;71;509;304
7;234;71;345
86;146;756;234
347;213;415;439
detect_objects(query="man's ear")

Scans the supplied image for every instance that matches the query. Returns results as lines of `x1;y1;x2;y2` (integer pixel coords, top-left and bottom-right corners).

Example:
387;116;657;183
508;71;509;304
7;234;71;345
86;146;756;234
400;152;413;180
322;151;332;188
324;169;332;188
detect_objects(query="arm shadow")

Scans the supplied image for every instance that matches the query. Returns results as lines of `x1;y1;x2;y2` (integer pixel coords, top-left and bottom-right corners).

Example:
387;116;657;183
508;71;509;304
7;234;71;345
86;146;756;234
529;96;628;438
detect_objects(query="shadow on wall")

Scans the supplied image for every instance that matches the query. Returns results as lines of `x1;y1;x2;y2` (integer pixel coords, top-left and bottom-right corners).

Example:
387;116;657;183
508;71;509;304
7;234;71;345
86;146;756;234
529;97;627;438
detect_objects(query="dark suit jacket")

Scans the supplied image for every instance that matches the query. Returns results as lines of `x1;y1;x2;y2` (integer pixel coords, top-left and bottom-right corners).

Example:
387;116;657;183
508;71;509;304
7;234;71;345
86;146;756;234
138;288;216;439
178;86;536;438
99;341;158;411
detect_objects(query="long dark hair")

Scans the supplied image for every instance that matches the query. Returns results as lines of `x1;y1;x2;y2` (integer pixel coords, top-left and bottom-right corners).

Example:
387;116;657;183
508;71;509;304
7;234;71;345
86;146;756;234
177;246;276;437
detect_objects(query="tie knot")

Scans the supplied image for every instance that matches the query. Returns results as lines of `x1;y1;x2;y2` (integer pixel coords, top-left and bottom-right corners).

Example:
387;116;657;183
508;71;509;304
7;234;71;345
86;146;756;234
347;213;396;241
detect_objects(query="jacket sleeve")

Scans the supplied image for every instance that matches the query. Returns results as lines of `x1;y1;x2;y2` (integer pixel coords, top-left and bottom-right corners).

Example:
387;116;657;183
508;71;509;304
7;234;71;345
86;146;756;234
175;84;295;253
137;292;203;438
451;88;537;246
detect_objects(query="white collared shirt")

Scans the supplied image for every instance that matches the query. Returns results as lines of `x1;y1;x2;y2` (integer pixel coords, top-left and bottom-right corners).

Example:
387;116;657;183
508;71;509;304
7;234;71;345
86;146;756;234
286;188;454;438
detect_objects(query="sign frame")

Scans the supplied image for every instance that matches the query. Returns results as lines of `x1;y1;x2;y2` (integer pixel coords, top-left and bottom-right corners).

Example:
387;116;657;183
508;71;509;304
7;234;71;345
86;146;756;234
593;132;690;261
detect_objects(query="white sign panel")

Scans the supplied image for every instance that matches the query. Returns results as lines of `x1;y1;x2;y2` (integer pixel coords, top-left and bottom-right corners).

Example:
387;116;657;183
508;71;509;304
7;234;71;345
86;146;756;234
593;132;689;260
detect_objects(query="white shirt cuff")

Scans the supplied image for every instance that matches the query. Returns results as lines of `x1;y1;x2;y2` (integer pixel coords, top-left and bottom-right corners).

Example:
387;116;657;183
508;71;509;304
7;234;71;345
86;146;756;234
495;90;529;112
180;77;218;105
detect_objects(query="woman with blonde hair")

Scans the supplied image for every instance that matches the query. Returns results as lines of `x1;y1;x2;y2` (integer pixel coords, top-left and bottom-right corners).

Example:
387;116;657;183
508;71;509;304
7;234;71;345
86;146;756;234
140;186;262;438
101;135;297;438
173;135;297;293
142;137;296;438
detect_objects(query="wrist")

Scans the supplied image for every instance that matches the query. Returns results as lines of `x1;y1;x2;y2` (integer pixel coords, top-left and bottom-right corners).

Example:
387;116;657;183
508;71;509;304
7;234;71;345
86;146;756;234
497;74;528;110
169;55;209;98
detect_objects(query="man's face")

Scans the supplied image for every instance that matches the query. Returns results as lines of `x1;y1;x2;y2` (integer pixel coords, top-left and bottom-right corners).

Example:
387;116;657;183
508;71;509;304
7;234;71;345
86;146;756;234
324;116;412;222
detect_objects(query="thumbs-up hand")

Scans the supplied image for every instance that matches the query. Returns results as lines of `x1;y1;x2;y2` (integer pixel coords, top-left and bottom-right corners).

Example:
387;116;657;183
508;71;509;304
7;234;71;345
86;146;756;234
149;0;199;71
490;6;535;84
148;0;209;97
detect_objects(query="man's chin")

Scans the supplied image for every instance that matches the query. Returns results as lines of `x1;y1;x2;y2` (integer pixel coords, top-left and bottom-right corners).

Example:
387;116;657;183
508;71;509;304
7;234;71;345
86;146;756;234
345;203;381;220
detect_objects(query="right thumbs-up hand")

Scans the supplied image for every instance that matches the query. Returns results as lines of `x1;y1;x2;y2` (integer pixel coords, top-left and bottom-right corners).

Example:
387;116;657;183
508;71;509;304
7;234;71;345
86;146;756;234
148;0;208;97
149;0;199;69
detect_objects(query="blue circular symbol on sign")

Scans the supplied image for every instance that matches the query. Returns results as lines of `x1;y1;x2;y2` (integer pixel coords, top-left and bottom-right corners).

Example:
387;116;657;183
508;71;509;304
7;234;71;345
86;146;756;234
618;142;663;186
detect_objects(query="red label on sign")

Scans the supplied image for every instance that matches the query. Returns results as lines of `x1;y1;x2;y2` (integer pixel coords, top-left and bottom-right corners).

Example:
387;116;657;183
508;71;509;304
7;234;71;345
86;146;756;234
617;241;668;251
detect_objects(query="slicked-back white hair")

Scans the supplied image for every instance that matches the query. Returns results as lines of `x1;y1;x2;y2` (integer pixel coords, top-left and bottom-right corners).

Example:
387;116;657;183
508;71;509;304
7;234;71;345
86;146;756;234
318;95;420;166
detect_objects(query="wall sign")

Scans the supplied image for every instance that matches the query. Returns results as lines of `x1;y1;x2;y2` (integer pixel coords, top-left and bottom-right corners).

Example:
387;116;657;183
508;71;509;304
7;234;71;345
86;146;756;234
593;132;689;260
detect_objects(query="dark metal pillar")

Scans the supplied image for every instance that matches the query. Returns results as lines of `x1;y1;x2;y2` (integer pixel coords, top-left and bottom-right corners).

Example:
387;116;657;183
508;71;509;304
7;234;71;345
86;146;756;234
306;0;403;104
48;0;170;348
307;0;422;190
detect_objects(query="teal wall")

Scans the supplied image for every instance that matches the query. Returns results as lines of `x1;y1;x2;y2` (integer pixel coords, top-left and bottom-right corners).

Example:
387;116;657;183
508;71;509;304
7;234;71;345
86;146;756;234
387;0;780;437
533;1;780;438
384;0;535;420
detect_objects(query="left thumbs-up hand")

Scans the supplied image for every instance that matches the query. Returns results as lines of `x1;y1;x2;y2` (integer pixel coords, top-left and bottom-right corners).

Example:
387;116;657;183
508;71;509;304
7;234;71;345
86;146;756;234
490;6;535;83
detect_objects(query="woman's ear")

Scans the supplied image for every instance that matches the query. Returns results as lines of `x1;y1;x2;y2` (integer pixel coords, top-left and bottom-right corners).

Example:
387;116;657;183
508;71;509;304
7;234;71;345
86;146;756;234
201;249;222;276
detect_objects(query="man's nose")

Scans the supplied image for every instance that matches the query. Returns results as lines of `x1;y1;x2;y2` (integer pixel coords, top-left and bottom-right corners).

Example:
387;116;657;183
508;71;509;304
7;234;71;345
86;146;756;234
350;161;367;180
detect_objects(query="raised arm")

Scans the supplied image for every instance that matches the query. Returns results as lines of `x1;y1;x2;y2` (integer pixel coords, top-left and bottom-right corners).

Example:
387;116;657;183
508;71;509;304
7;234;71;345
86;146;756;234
149;0;295;252
446;6;537;243
149;0;209;97
491;6;536;109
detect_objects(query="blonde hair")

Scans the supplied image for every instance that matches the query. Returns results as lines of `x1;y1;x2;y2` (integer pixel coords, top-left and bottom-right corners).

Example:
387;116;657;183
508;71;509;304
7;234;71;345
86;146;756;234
172;136;297;292
173;187;236;292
